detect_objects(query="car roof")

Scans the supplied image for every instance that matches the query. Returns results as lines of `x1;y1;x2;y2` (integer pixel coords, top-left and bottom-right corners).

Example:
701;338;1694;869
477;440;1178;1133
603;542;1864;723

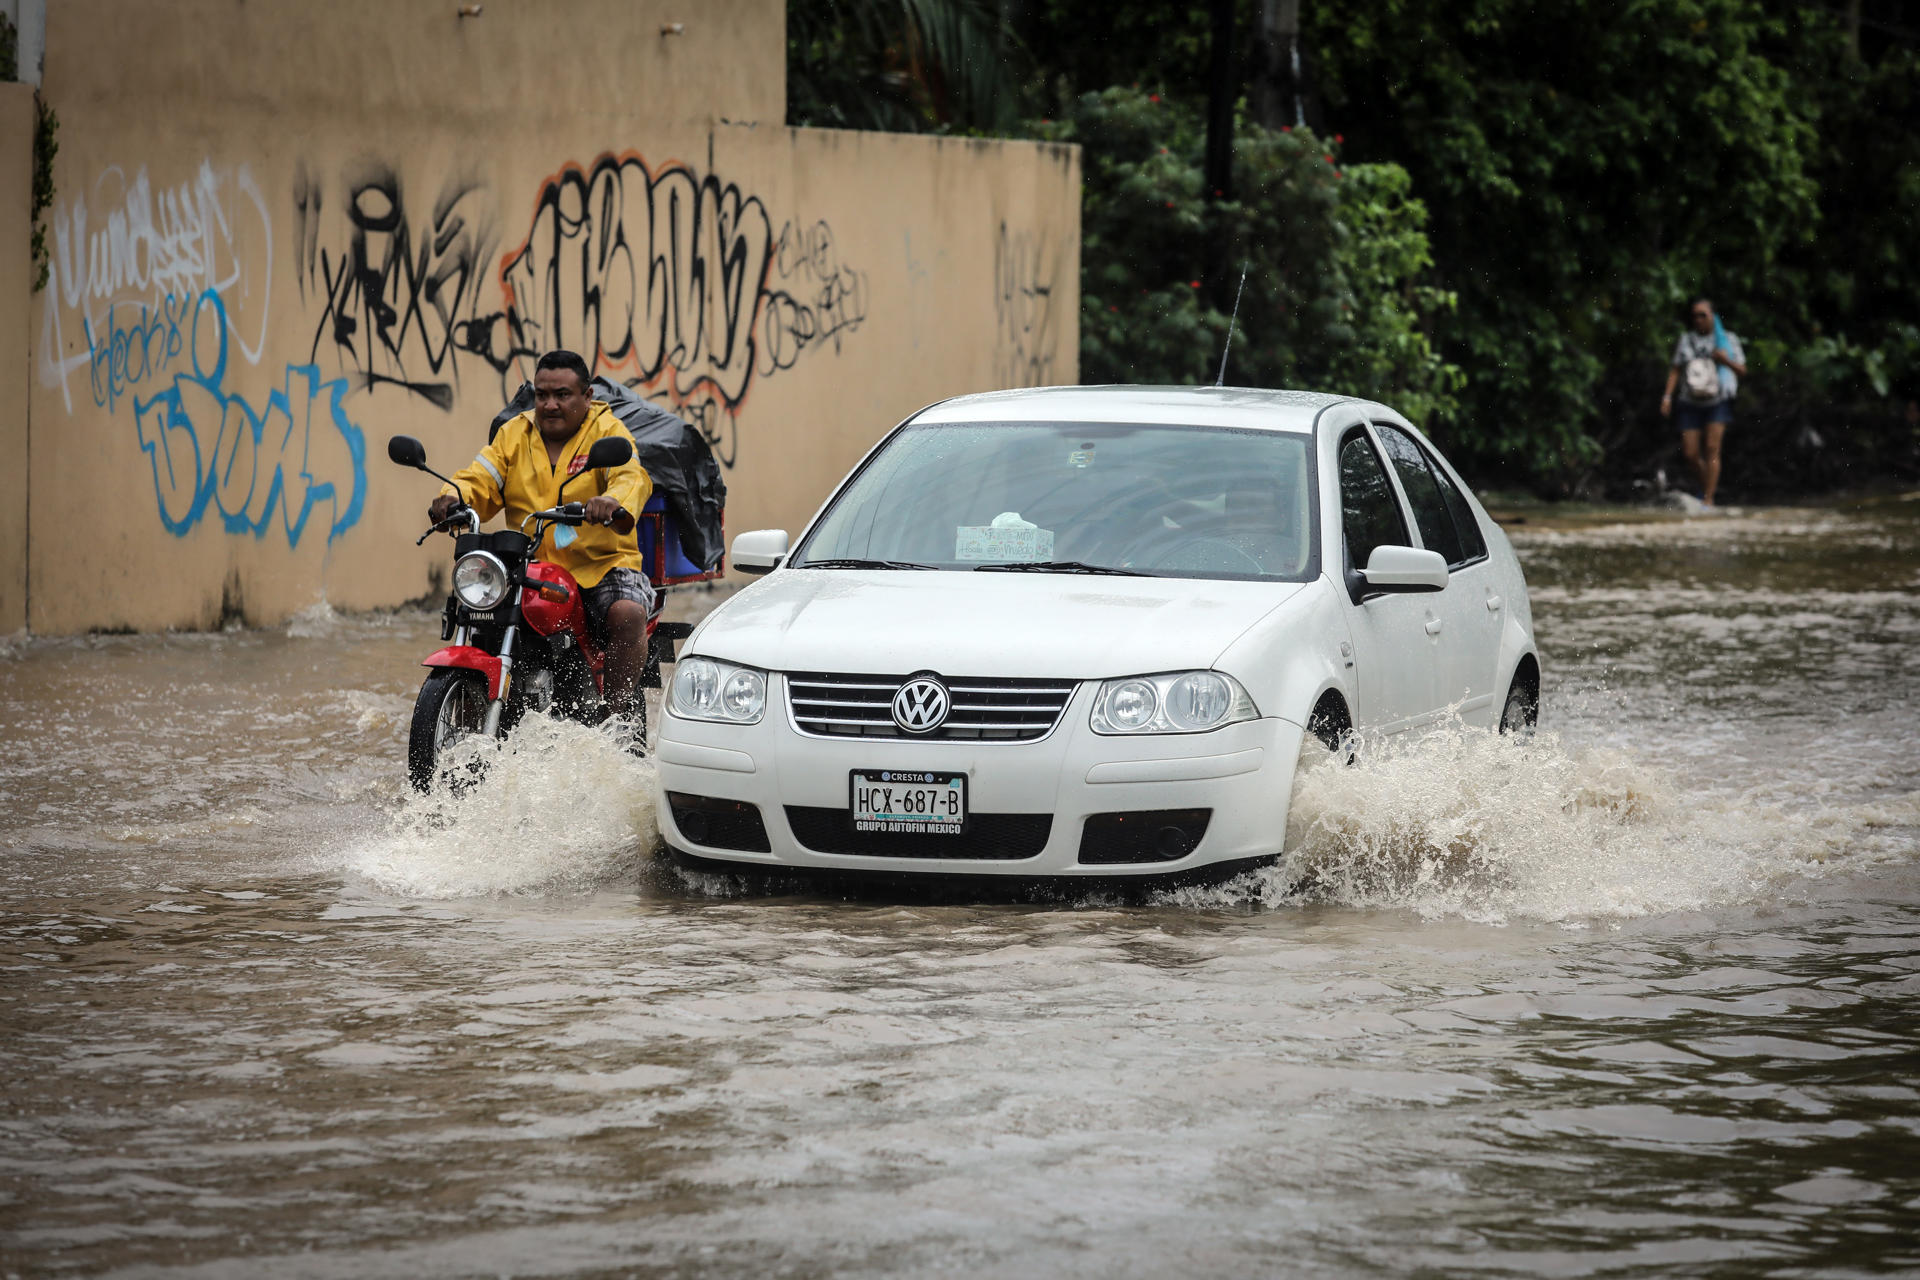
911;385;1365;434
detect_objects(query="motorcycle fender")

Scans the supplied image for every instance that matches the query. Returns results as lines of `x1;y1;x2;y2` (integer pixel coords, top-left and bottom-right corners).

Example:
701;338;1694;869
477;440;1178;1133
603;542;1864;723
422;646;505;702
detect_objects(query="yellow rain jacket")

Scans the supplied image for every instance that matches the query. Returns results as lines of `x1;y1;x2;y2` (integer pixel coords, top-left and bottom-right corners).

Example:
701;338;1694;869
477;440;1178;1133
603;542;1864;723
439;401;653;589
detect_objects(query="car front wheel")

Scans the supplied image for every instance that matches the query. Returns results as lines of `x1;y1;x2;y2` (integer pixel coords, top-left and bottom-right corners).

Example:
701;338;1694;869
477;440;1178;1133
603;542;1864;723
1498;675;1539;736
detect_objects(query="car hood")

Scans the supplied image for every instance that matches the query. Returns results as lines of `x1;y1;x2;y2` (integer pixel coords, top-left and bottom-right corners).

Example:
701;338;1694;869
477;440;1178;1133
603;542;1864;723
689;570;1309;679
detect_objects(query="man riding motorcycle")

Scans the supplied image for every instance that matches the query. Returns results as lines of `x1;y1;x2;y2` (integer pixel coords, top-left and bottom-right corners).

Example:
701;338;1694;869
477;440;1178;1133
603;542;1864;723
427;349;655;744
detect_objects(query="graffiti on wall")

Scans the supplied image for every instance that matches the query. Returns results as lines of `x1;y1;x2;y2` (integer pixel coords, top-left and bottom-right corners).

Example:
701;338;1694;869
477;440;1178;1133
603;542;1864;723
134;291;367;547
292;162;498;412
38;159;370;549
296;152;868;466
40;148;904;553
993;222;1058;389
39;159;275;414
763;218;869;375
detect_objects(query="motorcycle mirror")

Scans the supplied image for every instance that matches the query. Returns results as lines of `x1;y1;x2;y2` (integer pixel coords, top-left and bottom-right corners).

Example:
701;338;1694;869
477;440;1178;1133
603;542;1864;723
583;436;633;470
388;435;428;469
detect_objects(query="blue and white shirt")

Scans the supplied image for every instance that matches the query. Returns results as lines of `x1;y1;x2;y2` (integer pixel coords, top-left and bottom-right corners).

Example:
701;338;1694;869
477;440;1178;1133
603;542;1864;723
1672;329;1745;403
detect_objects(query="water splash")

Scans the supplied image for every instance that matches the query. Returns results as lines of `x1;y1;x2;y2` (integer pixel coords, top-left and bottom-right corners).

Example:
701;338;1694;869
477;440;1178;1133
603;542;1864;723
344;714;659;898
1164;727;1920;924
286;599;341;638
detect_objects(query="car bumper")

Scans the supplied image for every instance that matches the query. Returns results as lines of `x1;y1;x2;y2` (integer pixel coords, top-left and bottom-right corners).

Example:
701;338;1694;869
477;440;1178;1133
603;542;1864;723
653;679;1305;877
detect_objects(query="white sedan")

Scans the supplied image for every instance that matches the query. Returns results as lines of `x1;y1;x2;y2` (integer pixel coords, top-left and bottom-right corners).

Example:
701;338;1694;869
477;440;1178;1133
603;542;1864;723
654;386;1538;883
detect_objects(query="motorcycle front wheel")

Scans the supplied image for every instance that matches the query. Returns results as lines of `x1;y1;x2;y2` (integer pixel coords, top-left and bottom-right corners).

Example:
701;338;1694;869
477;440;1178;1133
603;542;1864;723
408;668;491;793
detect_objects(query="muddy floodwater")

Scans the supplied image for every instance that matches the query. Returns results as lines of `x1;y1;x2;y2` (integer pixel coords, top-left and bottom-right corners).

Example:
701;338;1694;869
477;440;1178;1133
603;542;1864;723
4;498;1919;1278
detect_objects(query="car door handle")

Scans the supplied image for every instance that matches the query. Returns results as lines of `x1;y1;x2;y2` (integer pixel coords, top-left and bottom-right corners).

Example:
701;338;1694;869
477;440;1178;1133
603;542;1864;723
1425;618;1444;636
1486;594;1503;612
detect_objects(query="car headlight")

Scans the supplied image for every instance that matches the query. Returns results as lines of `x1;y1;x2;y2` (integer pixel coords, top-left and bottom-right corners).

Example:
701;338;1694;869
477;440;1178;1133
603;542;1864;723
670;656;767;724
1089;671;1258;735
452;551;510;610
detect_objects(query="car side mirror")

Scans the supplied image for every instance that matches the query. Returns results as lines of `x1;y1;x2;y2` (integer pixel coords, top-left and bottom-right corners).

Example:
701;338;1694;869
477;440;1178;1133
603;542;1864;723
583;435;633;470
1361;544;1449;593
388;435;428;470
732;529;790;576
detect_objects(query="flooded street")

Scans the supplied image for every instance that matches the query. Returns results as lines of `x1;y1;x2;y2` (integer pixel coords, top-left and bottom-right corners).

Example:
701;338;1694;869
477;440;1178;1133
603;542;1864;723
4;498;1919;1278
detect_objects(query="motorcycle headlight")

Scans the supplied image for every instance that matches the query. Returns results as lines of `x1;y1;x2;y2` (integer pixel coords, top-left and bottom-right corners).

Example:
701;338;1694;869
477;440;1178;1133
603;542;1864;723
1090;671;1258;735
671;656;767;724
452;551;510;610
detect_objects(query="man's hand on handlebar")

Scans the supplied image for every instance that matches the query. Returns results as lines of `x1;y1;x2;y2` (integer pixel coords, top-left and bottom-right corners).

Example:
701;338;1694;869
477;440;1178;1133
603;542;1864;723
428;493;466;525
582;495;634;533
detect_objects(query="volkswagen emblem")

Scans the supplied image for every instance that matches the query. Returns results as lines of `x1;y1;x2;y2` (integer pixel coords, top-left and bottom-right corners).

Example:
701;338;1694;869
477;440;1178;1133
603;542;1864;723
892;675;951;734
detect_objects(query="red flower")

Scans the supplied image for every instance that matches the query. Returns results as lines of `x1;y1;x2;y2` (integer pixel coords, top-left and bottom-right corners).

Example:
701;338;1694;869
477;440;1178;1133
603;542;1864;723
1281;125;1291;133
1334;133;1345;144
1325;155;1335;163
1189;280;1201;288
1149;94;1161;103
1334;170;1343;178
1109;304;1119;312
1165;200;1175;208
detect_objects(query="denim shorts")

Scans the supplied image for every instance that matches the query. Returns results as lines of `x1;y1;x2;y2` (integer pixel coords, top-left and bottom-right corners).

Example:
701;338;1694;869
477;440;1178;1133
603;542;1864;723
582;567;656;644
1674;398;1731;433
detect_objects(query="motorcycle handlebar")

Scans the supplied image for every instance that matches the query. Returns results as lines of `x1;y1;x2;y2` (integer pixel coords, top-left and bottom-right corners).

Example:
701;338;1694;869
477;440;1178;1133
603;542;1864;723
416;504;477;545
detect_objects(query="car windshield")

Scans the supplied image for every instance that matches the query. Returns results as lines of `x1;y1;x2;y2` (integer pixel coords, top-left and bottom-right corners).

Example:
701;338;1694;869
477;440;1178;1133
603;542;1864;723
793;422;1318;581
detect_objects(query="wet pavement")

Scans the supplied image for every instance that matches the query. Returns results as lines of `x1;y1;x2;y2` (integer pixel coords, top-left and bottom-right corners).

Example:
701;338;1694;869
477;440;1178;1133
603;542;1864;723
2;496;1918;1278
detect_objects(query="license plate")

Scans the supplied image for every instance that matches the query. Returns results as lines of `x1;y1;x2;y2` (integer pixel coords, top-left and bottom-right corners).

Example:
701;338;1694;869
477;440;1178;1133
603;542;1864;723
850;770;967;834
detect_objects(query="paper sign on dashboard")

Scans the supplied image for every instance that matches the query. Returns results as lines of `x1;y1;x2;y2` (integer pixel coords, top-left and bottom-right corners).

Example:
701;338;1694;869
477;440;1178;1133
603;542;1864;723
956;513;1055;562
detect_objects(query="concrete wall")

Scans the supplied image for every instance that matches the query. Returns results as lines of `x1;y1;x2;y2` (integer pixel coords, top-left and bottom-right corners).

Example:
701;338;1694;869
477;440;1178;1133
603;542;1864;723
0;81;30;632
22;0;1079;634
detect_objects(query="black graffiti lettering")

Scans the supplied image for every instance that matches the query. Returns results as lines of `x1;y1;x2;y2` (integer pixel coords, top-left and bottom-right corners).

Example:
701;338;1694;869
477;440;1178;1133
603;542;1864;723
761;219;869;375
995;222;1057;389
295;153;867;467
296;164;497;410
496;157;774;413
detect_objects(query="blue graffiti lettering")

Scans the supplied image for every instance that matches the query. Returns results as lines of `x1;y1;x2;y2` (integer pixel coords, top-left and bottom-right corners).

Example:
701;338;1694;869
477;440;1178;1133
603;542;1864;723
86;294;191;415
133;290;367;547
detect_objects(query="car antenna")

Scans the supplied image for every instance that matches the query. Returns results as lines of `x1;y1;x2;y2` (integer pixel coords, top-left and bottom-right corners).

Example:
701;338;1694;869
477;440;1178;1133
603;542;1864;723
1215;265;1248;387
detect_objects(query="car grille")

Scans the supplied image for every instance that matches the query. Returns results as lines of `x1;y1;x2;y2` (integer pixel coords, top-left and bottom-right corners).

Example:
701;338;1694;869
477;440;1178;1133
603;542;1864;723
785;672;1077;741
784;807;1052;859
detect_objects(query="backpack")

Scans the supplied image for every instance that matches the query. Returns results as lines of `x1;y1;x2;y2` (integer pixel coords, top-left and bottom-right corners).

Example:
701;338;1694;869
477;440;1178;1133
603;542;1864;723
1682;344;1721;403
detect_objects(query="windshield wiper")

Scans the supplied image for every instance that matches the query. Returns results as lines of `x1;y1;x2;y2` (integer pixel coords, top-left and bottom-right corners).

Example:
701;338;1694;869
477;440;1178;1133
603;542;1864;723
974;560;1149;576
800;557;941;570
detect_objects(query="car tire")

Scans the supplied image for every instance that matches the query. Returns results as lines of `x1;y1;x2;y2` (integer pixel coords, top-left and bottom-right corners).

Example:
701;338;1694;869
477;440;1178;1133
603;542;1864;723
1498;675;1539;736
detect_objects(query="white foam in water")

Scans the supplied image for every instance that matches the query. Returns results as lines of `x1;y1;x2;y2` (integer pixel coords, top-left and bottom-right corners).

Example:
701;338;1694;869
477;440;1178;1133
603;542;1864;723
346;714;660;898
1165;727;1920;923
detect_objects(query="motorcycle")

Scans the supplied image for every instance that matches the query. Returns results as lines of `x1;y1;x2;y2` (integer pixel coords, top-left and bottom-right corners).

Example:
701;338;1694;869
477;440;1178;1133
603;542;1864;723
387;433;689;792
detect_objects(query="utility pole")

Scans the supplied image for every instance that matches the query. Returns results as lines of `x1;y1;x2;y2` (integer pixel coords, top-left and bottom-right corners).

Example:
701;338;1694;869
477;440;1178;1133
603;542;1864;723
1249;0;1304;131
1205;0;1236;205
1204;0;1238;300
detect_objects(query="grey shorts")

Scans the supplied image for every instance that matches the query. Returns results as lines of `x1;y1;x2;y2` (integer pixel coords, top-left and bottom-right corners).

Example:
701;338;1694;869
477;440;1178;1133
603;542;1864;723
582;567;656;644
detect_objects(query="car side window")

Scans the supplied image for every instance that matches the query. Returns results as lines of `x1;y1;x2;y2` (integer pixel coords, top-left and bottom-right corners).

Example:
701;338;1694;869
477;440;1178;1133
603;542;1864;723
1339;430;1409;573
1422;441;1488;564
1376;424;1465;565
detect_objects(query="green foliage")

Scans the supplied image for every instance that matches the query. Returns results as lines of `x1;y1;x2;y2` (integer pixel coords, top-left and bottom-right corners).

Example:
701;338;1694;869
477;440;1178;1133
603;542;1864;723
790;0;1920;490
1768;4;1920;406
31;94;56;294
1307;0;1823;485
1040;88;1459;424
788;0;1024;133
